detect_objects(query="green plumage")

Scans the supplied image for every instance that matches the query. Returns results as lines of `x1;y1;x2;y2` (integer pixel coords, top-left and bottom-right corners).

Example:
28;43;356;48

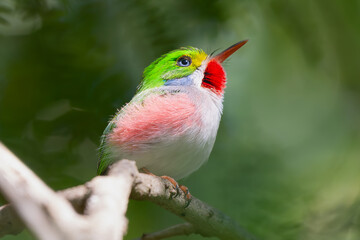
137;47;206;92
97;117;116;175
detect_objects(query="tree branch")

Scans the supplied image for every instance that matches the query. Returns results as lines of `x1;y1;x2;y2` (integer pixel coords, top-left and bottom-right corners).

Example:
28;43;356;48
0;142;259;240
0;142;135;240
134;223;195;240
130;172;257;240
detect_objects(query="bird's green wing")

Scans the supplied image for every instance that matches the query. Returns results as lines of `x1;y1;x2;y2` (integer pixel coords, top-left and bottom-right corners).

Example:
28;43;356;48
97;116;117;175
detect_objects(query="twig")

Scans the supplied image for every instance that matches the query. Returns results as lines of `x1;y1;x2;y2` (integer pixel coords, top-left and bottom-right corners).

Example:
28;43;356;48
131;173;258;240
133;223;195;240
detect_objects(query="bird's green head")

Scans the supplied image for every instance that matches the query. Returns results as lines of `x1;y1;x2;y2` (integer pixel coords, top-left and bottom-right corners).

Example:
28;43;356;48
138;40;248;95
138;47;207;91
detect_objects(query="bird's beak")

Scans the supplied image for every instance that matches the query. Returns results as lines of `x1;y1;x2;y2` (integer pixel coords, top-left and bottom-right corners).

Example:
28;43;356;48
213;40;248;63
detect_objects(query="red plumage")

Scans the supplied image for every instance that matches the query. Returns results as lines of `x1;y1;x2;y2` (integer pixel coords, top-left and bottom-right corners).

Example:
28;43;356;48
201;60;226;95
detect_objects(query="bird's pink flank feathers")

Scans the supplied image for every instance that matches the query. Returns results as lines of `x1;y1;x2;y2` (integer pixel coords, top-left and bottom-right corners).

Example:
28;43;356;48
109;93;200;151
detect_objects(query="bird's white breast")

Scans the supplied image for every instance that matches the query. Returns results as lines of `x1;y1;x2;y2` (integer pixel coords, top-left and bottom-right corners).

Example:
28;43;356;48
108;86;223;180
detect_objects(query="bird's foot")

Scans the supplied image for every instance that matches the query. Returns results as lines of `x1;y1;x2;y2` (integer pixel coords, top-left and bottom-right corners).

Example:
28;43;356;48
139;167;192;207
160;176;192;207
179;184;192;208
160;175;180;197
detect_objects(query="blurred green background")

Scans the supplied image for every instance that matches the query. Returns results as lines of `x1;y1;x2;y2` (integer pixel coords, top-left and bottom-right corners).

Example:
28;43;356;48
0;0;359;239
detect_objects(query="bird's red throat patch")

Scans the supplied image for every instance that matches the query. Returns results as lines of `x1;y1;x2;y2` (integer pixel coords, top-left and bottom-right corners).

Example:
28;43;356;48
201;60;226;95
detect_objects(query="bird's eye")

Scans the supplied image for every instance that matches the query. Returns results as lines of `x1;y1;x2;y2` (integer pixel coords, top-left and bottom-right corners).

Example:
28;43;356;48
177;56;192;67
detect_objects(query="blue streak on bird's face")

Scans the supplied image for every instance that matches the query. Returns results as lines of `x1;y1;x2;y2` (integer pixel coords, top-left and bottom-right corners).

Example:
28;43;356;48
164;76;194;86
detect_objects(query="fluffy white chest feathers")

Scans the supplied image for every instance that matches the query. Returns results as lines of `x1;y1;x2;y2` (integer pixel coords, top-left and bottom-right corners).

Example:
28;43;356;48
106;86;223;180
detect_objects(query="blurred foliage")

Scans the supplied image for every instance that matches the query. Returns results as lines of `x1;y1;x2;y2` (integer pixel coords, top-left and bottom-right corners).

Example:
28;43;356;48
0;0;359;240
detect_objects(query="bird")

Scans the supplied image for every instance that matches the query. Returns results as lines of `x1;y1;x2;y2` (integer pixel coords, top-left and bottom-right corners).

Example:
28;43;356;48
97;40;248;199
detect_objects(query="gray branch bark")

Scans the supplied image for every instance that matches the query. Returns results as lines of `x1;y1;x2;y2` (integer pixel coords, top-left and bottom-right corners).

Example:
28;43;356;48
0;142;259;240
134;223;196;240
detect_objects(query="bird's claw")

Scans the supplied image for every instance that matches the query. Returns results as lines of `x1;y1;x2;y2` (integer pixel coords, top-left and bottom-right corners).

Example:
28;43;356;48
160;175;180;198
180;185;192;208
161;176;192;207
141;168;191;207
